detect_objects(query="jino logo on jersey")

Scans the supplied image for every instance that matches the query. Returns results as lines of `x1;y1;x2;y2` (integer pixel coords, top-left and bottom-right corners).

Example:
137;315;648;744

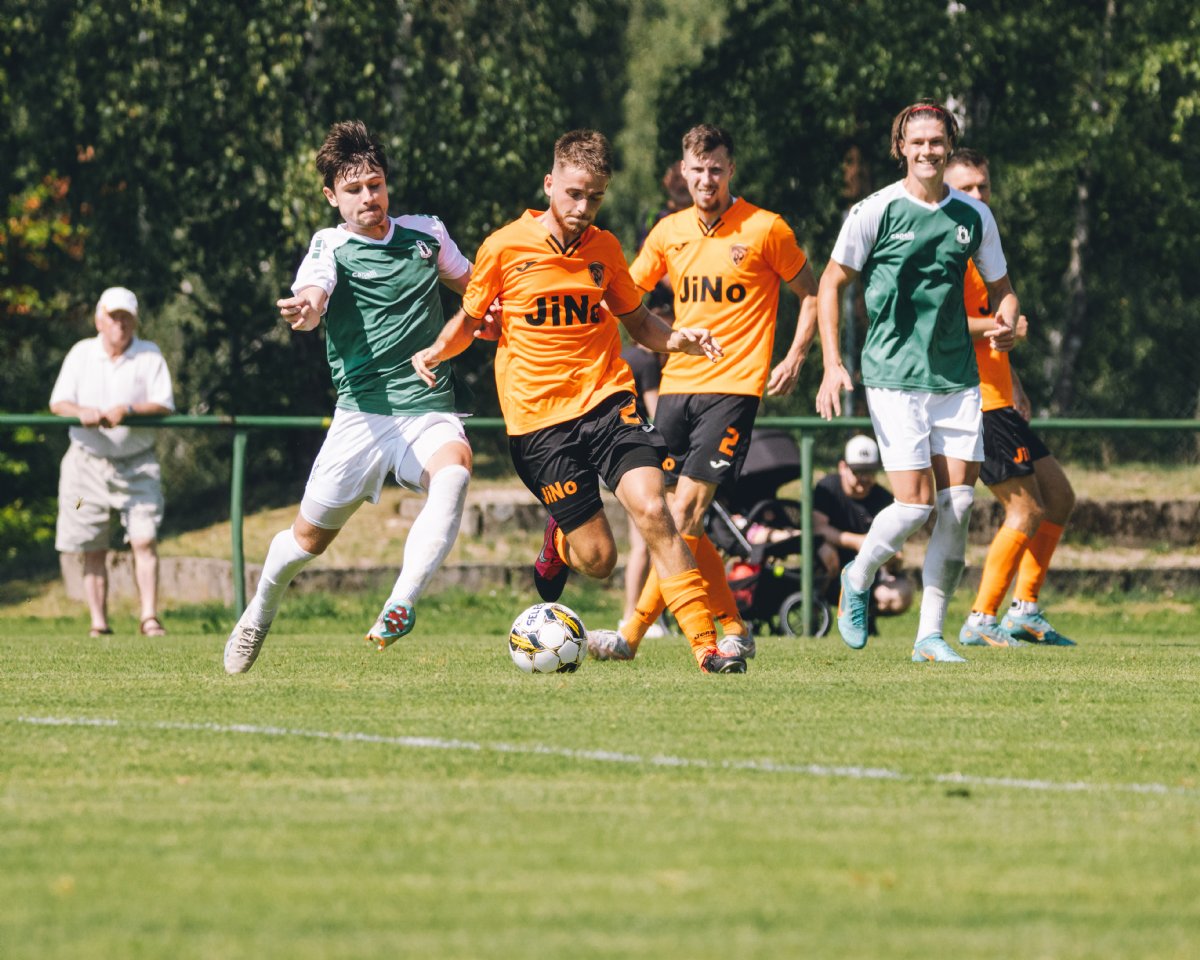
678;275;747;303
524;295;602;326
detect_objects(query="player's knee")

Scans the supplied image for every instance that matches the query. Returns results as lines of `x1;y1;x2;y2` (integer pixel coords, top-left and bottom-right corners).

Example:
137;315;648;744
574;537;618;579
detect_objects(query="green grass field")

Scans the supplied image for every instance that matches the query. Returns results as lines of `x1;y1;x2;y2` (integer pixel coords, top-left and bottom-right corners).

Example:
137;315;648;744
3;584;1199;959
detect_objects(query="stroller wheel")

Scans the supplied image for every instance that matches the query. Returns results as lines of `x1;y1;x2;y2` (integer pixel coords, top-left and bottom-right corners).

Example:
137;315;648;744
779;591;831;638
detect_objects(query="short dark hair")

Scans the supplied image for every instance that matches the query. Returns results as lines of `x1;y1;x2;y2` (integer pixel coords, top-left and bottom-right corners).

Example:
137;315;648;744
889;100;960;163
553;129;613;178
947;146;990;172
316;120;389;190
682;123;735;158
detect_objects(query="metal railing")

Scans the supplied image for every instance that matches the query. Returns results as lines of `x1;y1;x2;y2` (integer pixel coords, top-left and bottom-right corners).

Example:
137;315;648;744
4;412;1199;633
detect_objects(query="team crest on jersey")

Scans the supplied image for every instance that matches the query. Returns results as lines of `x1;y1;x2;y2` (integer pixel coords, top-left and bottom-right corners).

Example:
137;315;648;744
588;262;605;287
729;243;748;267
415;239;434;259
955;225;971;246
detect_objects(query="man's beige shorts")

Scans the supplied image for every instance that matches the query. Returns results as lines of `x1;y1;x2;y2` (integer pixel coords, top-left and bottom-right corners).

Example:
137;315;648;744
55;444;164;552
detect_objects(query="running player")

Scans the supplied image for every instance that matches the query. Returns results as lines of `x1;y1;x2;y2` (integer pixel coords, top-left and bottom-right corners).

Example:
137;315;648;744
224;120;477;674
413;129;747;674
946;148;1077;648
589;123;819;663
815;100;1018;663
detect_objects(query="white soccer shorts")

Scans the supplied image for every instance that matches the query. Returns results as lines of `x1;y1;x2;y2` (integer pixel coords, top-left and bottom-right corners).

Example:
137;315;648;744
865;385;983;473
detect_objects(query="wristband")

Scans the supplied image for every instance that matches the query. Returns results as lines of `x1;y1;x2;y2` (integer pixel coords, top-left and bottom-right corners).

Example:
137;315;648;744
127;404;135;416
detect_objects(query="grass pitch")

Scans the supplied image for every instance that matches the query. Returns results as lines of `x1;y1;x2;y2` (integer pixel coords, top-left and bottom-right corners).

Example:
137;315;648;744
2;585;1198;959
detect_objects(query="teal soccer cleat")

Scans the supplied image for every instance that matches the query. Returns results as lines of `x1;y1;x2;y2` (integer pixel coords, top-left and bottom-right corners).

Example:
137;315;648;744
912;633;967;663
958;619;1025;648
836;564;870;650
1001;608;1076;646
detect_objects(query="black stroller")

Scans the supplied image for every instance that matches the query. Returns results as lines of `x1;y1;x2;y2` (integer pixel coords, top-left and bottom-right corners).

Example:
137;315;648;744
703;429;832;637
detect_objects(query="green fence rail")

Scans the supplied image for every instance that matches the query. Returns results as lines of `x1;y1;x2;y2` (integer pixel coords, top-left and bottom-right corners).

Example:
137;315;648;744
4;413;1199;633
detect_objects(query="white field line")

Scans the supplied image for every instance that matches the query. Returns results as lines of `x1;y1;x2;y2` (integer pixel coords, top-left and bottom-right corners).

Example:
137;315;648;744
14;715;1193;798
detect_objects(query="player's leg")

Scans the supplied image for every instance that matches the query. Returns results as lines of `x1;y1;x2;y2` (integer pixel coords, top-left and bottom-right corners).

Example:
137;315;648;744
1005;451;1077;645
614;466;738;673
368;414;473;649
912;388;984;663
621;515;664;637
225;411;382;673
839;389;937;650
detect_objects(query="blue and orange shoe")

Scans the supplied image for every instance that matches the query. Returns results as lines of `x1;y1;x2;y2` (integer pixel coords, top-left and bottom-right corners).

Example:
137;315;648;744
533;515;569;602
366;598;416;651
837;564;870;650
958;618;1024;648
912;633;967;663
1001;608;1076;646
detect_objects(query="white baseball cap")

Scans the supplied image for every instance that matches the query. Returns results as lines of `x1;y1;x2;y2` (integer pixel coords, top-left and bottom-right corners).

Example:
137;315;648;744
97;286;139;317
844;435;882;471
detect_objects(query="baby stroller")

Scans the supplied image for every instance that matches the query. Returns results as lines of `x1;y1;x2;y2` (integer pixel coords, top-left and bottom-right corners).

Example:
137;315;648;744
704;429;832;637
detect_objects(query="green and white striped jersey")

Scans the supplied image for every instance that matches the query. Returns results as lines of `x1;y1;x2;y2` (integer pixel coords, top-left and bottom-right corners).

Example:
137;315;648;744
831;181;1007;393
293;214;470;415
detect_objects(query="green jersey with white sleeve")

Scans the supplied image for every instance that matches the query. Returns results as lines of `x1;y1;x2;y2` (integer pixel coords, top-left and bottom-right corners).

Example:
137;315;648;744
831;180;1007;393
293;214;470;415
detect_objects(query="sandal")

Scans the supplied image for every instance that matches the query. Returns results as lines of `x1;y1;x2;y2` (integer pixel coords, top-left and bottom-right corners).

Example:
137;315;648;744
140;616;167;637
89;626;114;638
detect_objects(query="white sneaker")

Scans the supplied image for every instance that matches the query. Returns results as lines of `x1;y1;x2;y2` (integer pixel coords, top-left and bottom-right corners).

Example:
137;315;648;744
224;617;270;674
718;627;756;660
588;629;636;661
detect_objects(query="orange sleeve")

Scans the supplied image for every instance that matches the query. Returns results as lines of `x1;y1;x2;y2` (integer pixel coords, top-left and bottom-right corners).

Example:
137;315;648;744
628;222;668;294
602;236;646;316
461;235;502;320
762;215;807;282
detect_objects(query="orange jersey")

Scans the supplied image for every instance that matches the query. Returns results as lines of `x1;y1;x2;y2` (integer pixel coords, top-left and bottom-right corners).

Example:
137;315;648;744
629;198;807;397
965;259;1013;411
462;210;643;435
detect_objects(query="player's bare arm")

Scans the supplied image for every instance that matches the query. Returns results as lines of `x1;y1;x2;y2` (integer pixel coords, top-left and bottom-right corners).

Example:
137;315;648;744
1010;367;1032;421
968;312;1028;340
277;285;329;332
815;259;858;420
983;275;1019;353
767;262;820;397
619;303;722;362
412;309;488;388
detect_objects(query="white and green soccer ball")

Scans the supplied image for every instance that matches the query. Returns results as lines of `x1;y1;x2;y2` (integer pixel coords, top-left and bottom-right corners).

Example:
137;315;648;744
508;602;587;674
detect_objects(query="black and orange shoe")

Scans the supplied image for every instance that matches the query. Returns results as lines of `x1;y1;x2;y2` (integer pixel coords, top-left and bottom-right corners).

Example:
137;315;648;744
533;515;569;602
699;646;747;674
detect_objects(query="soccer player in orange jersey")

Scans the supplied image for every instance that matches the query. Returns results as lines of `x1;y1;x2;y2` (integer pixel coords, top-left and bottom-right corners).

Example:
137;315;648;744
946;149;1077;647
589;123;819;663
413;129;748;674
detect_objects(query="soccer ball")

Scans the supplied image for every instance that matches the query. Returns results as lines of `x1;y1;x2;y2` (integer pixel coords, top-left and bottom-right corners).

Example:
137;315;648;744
508;602;588;674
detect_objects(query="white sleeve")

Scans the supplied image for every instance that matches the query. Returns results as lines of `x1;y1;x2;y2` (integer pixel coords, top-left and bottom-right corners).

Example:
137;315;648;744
291;228;340;297
972;204;1008;283
399;215;471;281
49;342;85;406
830;197;883;272
144;348;176;411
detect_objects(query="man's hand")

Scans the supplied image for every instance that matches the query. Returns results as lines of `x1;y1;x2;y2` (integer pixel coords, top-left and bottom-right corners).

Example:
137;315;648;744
473;298;502;342
667;327;723;362
277;294;321;332
767;356;805;397
77;406;104;427
984;312;1015;352
411;347;443;388
100;405;130;427
815;363;854;420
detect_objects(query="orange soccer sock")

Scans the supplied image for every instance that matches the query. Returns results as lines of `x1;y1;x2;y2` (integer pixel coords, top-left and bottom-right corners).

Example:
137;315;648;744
1013;521;1065;604
971;526;1031;616
621;566;668;653
686;533;745;635
659;568;718;664
554;524;572;570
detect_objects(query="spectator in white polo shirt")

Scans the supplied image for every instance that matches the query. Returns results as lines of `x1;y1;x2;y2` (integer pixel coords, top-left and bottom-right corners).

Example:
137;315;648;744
49;287;175;637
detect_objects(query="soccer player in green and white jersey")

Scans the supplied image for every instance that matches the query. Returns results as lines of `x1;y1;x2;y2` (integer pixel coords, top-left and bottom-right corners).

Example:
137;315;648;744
815;100;1018;663
224;120;478;674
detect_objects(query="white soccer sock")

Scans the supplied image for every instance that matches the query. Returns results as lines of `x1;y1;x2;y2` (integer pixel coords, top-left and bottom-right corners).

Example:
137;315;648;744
386;464;470;605
918;485;975;639
244;528;317;628
845;500;934;592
